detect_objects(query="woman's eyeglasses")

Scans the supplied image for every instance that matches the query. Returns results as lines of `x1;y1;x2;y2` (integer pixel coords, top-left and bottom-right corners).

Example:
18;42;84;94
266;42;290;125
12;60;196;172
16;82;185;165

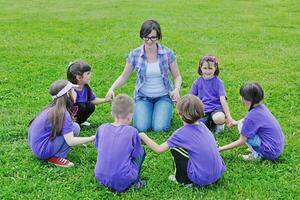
143;36;158;41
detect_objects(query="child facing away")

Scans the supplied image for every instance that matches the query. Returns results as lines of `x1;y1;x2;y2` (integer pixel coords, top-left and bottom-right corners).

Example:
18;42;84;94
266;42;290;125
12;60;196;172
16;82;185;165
94;94;146;192
219;82;285;161
190;55;235;133
28;80;95;167
67;61;108;127
139;94;226;186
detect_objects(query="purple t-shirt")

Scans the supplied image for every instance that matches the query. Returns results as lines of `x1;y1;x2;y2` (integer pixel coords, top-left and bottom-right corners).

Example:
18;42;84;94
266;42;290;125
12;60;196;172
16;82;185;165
94;124;143;192
167;123;226;186
75;85;96;103
190;76;226;114
28;108;73;160
241;104;285;160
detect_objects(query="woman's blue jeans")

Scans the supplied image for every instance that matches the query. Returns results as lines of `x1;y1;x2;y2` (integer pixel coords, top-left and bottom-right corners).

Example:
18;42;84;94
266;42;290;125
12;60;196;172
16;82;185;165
133;95;173;132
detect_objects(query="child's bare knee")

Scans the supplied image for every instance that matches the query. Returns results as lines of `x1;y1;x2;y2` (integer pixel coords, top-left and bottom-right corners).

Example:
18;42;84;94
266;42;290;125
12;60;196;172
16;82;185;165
212;112;225;125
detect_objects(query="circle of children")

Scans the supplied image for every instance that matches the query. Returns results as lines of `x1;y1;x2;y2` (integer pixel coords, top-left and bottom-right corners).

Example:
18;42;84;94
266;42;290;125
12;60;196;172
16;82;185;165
28;19;285;193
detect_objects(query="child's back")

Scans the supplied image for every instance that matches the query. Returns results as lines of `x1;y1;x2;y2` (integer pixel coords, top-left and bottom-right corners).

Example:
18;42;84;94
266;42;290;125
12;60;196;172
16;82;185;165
167;122;226;185
242;104;285;160
94;94;145;192
95;124;143;192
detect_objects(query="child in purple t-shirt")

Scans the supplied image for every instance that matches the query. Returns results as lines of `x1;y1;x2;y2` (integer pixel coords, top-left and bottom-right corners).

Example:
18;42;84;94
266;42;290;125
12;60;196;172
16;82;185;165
140;94;226;186
28;80;95;167
67;61;109;127
219;82;285;161
94;94;146;192
190;55;235;133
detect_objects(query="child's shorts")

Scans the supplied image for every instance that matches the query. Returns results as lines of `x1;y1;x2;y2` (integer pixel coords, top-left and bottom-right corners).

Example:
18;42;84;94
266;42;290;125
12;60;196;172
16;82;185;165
200;110;224;129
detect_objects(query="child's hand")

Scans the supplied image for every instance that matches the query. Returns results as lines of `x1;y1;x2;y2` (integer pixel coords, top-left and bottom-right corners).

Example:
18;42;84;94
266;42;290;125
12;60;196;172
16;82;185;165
90;135;96;141
226;118;237;128
139;132;146;144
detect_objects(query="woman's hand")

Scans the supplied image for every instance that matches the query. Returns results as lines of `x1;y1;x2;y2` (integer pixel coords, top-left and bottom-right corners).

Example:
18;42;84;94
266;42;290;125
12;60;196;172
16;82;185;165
170;88;180;102
105;90;115;101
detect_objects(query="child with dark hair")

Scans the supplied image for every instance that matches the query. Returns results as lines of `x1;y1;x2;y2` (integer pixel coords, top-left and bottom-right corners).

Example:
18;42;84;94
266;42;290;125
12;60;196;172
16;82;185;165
67;61;108;126
219;82;285;161
140;94;225;186
28;80;95;167
190;55;235;134
94;94;146;192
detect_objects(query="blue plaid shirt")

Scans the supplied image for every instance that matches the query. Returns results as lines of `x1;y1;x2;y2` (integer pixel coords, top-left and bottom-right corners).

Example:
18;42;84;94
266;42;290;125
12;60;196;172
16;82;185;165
127;44;176;100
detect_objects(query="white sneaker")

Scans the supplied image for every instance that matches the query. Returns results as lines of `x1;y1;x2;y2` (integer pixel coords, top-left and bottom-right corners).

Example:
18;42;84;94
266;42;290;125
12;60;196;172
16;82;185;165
214;124;225;134
80;121;91;126
168;175;193;187
241;153;261;161
168;175;178;183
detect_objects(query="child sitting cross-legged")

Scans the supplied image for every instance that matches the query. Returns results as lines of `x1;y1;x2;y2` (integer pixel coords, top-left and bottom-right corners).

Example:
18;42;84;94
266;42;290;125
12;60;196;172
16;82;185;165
94;94;146;192
139;94;226;186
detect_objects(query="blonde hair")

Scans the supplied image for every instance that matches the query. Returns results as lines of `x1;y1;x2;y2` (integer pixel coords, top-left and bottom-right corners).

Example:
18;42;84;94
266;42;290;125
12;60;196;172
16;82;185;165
176;94;204;124
112;94;134;119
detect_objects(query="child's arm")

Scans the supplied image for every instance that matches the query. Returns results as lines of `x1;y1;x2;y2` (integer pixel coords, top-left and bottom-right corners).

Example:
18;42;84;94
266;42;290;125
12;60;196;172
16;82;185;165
220;96;236;128
64;132;95;146
218;135;247;152
91;97;110;105
139;132;169;154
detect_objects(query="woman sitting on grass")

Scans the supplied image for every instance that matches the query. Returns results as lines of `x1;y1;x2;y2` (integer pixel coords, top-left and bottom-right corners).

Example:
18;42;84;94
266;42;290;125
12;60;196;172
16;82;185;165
139;94;226;186
218;82;285;161
106;19;182;132
28;80;95;167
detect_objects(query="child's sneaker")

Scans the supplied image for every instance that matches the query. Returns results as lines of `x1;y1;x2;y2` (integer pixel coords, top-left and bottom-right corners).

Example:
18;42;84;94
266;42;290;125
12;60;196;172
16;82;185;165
80;121;91;126
47;157;74;167
169;175;192;187
132;179;146;189
185;183;193;188
168;175;178;183
214;124;225;134
241;153;261;161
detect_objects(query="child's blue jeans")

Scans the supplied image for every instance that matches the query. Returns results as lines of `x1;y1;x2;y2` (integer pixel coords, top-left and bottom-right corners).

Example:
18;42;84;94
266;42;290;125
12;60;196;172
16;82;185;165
246;135;262;158
51;122;80;158
132;147;146;177
238;119;262;158
133;95;173;132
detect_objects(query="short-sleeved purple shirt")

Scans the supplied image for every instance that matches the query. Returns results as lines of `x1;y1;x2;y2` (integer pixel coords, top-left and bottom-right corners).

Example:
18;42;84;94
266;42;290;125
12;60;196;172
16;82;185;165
94;124;143;192
241;104;285;160
190;76;226;114
167;123;226;186
28;108;73;160
75;85;96;103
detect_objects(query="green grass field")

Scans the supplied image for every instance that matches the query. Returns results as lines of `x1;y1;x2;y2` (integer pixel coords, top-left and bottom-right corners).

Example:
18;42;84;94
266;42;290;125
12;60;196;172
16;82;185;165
1;0;300;199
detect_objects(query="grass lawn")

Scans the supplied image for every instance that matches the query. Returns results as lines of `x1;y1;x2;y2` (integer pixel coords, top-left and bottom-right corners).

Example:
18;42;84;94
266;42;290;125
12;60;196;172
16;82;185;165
1;0;299;199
